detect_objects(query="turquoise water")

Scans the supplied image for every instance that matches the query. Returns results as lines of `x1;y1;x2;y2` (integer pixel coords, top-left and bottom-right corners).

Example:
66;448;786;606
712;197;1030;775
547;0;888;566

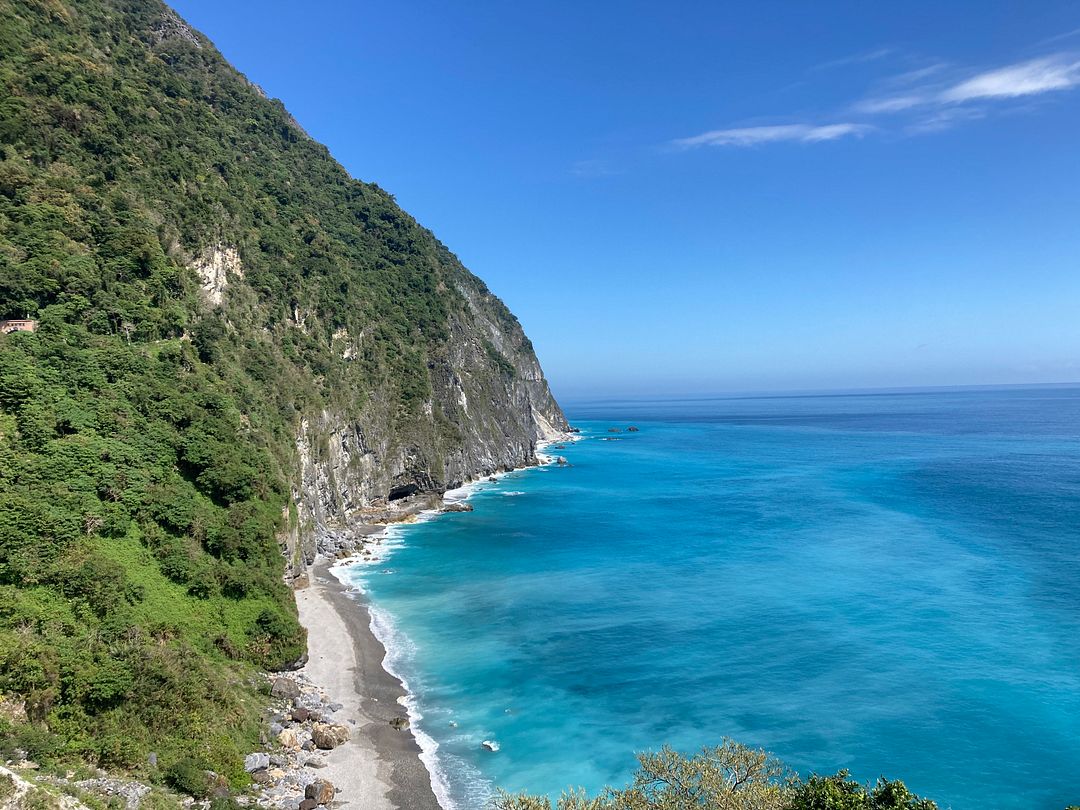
342;387;1080;810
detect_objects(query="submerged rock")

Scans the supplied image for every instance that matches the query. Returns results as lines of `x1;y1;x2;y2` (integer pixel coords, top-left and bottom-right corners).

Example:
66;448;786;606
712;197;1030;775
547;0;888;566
481;740;500;752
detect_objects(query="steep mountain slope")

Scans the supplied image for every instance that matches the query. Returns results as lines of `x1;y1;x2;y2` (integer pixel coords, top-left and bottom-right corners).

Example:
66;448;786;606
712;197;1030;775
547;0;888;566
0;0;565;785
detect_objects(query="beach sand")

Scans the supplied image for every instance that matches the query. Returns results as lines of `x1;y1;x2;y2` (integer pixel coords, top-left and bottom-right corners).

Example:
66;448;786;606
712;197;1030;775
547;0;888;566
295;557;443;810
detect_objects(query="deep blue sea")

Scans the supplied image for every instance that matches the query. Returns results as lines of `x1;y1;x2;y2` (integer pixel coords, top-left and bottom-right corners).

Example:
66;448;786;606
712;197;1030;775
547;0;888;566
341;386;1080;810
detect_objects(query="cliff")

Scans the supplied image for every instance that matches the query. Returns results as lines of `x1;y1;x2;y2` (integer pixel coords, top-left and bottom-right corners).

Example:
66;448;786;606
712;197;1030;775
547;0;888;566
0;0;565;788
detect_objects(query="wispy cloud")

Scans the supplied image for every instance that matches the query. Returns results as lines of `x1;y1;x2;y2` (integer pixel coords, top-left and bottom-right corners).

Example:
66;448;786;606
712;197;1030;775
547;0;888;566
1038;26;1080;47
673;123;871;149
811;47;894;72
940;55;1080;101
904;106;986;136
855;53;1080;114
854;94;926;114
673;40;1080;151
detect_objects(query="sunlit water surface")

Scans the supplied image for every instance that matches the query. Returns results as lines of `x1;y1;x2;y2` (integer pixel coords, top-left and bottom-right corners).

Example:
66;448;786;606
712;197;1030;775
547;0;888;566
342;387;1080;810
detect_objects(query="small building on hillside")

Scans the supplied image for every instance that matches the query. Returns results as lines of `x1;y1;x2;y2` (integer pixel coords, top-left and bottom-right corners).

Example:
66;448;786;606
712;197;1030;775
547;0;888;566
0;319;37;334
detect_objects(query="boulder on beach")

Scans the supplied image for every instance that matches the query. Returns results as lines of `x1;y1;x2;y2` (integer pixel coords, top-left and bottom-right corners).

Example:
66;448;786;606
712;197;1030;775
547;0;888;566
305;779;336;806
311;722;350;750
270;678;300;700
389;716;410;730
277;728;300;749
244;753;270;773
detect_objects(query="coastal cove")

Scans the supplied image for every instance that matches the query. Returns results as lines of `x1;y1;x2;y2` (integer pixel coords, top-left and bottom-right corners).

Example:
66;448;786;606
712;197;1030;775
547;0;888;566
334;387;1080;810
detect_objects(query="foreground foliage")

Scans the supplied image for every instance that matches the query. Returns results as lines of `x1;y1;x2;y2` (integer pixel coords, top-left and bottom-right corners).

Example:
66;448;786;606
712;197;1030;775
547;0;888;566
493;743;938;810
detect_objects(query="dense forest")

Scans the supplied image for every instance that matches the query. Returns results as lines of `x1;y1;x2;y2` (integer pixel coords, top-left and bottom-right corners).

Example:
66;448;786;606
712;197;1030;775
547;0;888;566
0;0;551;795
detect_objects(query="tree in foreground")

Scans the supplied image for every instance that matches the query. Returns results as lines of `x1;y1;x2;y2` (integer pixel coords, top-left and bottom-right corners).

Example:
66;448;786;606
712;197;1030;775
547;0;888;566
493;741;938;810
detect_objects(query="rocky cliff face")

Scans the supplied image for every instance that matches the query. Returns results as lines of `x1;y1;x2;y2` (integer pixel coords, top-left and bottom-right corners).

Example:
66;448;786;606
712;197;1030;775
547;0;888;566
287;278;568;576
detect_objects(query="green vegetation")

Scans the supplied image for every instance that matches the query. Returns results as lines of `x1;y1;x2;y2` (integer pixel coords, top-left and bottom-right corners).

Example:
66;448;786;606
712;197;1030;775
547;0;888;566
0;0;525;790
494;743;938;810
0;1;1011;807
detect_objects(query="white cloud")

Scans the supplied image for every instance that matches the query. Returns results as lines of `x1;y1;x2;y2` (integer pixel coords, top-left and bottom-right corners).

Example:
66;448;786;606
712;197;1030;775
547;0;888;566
674;123;871;148
904;107;987;136
812;47;894;72
673;42;1080;151
852;53;1080;119
940;55;1080;102
854;94;926;114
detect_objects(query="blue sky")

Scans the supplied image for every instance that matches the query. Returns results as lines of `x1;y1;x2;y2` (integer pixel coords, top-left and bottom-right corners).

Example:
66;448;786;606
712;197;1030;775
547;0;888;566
170;1;1080;397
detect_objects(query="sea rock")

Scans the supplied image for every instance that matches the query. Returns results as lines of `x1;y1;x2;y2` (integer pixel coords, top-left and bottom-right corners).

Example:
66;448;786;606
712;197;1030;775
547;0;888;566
627;426;639;432
244;753;270;773
481;739;500;752
389;716;410;730
311;723;350;750
305;779;336;805
440;501;473;513
270;678;300;700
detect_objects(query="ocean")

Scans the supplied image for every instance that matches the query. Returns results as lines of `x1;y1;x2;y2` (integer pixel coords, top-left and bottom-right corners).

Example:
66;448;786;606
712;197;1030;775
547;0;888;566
338;386;1080;810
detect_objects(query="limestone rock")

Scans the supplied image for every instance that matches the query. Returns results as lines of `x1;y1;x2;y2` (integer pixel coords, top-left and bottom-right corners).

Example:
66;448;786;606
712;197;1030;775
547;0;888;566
277;728;300;749
243;753;269;773
305;779;336;805
440;501;473;513
310;723;349;750
270;678;300;700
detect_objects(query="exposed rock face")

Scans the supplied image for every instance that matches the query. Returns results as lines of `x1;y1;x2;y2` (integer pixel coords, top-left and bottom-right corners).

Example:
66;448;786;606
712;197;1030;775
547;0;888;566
286;281;569;576
189;245;243;306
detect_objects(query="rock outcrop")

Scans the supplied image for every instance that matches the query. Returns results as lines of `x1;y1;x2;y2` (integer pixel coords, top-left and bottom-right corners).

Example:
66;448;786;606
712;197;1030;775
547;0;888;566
285;281;569;577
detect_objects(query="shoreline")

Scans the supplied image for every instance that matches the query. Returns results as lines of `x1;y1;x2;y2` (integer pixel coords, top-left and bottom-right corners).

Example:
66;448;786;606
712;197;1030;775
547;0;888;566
295;556;444;810
295;435;579;810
